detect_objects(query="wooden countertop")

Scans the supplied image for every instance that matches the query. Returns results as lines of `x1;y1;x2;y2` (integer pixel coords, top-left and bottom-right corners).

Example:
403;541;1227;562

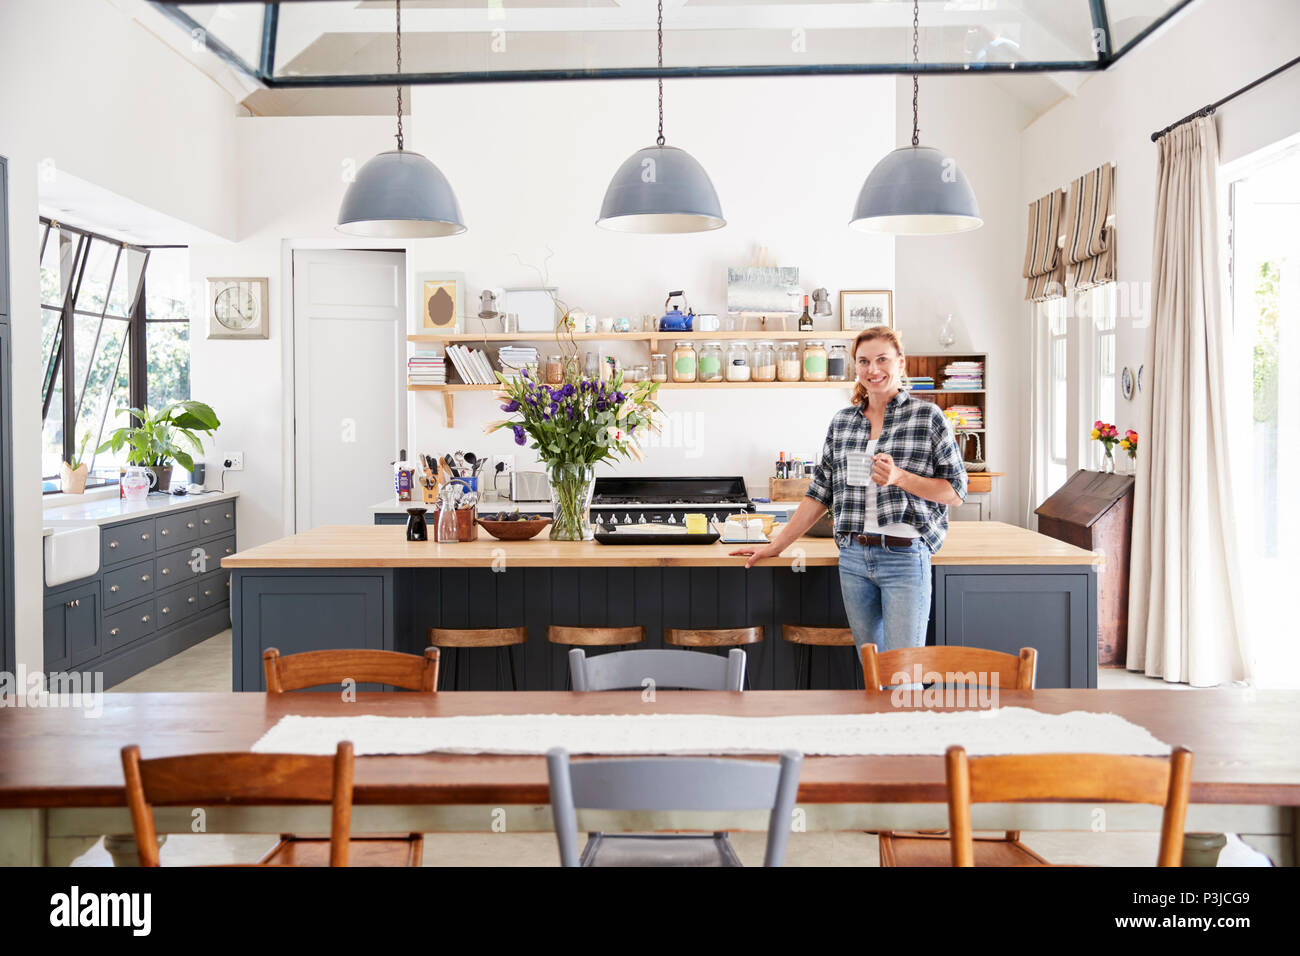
224;520;1101;569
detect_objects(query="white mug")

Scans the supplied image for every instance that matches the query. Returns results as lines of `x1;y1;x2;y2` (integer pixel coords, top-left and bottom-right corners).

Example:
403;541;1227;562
697;314;720;332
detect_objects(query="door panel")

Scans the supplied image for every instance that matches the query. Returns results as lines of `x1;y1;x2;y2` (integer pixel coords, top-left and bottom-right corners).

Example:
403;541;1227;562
292;250;405;531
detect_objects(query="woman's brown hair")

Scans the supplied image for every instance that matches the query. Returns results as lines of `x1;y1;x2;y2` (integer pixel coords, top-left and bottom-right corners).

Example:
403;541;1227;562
849;326;906;407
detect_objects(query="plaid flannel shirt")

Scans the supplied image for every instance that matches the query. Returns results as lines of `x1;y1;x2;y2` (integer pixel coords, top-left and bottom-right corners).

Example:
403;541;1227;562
806;391;967;554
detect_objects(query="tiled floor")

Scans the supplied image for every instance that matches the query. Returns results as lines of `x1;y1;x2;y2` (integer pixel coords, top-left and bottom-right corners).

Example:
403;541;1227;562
87;636;1278;867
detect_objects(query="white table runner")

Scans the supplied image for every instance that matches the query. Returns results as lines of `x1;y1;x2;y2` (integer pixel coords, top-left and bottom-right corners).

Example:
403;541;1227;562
251;708;1170;757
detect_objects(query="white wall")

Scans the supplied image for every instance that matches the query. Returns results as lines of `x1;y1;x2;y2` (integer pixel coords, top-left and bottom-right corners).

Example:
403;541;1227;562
191;76;895;547
1018;0;1300;468
0;0;239;673
893;75;1033;525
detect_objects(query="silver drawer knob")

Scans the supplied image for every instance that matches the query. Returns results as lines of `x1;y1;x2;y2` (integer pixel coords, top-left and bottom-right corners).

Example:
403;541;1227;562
109;585;120;593
141;574;150;582
187;522;195;529
161;568;170;575
110;627;120;637
203;518;211;525
141;615;150;623
203;590;212;597
141;533;150;540
225;513;231;519
162;607;170;614
225;548;233;554
109;541;119;549
160;529;168;536
187;596;196;604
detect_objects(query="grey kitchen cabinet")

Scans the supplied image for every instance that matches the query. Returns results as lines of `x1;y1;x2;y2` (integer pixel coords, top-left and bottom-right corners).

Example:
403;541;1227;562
43;497;238;688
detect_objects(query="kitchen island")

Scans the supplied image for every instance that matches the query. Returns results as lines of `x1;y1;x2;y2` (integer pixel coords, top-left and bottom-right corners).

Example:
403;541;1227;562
226;521;1101;691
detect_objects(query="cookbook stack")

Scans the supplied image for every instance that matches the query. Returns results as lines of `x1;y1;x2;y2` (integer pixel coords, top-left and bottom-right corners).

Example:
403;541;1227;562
408;350;446;386
941;361;984;390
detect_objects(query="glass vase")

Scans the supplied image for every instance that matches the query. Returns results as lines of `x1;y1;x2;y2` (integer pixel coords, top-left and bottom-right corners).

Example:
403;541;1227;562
1101;449;1115;473
548;462;595;541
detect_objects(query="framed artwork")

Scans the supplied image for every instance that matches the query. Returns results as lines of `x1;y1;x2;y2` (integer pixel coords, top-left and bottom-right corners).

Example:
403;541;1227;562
505;287;560;333
206;277;269;339
418;273;463;333
840;290;893;331
726;265;801;315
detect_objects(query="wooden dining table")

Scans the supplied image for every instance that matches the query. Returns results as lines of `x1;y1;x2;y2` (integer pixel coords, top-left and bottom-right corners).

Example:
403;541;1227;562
2;688;1298;866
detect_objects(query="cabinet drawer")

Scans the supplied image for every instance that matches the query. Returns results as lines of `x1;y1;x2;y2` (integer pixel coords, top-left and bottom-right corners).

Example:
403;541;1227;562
104;599;156;653
155;510;199;547
198;569;231;610
210;535;237;569
156;581;200;626
103;558;155;610
155;546;205;586
102;518;155;566
198;502;236;538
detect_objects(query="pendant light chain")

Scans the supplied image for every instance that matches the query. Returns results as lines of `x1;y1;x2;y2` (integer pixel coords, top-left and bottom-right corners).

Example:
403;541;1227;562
656;0;665;147
911;0;920;147
395;0;404;151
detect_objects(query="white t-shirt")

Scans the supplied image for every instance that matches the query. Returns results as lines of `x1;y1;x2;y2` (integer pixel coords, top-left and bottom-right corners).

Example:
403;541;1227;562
862;438;921;538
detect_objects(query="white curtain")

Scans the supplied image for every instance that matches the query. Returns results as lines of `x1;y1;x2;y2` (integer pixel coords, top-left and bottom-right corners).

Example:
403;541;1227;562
1128;116;1252;686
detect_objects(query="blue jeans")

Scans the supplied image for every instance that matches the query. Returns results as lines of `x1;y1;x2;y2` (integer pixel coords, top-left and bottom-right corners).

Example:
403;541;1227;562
837;535;932;657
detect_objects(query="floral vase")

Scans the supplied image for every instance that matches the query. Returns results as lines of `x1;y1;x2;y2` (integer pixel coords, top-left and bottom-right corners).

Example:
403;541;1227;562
1101;448;1115;473
548;462;595;541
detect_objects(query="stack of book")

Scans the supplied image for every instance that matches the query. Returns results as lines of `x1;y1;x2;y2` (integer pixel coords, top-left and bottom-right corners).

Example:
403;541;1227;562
407;350;446;387
907;376;935;391
942;361;984;389
498;346;539;380
445;344;496;384
947;405;984;429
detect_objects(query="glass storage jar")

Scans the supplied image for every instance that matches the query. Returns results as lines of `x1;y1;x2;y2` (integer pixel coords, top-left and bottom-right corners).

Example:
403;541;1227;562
827;343;851;381
777;342;802;381
803;341;828;382
752;341;777;381
725;342;751;382
698;341;724;382
544;353;564;384
671;341;697;382
650;353;669;382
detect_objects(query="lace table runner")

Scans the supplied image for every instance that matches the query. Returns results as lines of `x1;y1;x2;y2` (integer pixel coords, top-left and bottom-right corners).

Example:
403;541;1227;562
251;708;1170;757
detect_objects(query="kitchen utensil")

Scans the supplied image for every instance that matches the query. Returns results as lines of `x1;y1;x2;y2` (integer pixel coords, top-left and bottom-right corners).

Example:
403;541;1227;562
457;491;480;510
476;516;551;541
463;451;479;475
454;451;467;477
444;454;458;478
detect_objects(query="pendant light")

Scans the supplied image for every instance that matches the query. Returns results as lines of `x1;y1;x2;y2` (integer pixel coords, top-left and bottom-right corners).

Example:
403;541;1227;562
337;0;465;237
849;0;982;236
597;0;724;233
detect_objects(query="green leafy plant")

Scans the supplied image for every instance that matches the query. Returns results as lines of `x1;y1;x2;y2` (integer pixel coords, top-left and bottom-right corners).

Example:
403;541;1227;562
97;401;221;472
67;431;92;471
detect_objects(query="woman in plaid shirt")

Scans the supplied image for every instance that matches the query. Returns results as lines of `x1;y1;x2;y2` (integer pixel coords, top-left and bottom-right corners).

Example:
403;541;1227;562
733;327;967;657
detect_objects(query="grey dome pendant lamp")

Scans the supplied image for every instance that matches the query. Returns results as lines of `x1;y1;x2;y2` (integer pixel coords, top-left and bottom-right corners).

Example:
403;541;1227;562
849;0;981;236
597;0;724;233
337;0;465;237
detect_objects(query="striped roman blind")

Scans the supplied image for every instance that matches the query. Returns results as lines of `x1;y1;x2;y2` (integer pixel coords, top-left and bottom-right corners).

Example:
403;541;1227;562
1023;188;1066;302
1063;162;1116;291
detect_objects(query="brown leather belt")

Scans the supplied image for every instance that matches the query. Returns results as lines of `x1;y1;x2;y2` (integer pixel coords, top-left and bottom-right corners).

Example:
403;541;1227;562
853;533;916;548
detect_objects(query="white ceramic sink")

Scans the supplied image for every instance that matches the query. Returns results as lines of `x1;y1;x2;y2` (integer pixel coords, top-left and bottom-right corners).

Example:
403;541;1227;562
44;523;101;588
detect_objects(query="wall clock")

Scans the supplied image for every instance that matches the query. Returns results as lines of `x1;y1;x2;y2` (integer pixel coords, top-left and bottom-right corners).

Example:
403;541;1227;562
207;277;269;339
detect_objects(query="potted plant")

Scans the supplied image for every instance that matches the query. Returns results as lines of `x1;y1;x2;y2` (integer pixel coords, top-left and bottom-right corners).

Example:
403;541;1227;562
59;431;92;495
486;366;661;540
97;401;222;492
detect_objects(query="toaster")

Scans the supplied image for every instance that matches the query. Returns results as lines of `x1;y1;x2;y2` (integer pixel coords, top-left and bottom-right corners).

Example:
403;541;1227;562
508;471;551;501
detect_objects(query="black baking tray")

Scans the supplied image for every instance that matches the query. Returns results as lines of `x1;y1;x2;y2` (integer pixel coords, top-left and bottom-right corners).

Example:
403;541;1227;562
594;530;721;545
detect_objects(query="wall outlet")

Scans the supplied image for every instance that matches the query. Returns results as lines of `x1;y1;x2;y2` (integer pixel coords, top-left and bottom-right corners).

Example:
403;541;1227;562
495;454;515;475
222;452;244;472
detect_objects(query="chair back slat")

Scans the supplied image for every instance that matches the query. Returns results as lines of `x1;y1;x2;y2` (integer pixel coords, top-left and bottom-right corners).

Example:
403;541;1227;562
945;745;1194;867
263;647;439;692
546;748;802;866
861;644;1036;691
569;647;745;691
120;742;355;867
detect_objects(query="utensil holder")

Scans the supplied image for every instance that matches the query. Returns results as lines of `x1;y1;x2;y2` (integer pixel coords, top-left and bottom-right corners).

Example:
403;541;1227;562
434;506;479;542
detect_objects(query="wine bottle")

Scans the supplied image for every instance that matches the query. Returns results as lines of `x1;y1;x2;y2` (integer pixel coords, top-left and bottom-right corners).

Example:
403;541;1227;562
798;296;813;332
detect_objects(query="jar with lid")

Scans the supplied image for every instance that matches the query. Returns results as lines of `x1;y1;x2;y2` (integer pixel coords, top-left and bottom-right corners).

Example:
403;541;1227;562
698;342;724;383
724;342;750;382
628;365;649;384
777;342;802;381
752;341;777;381
671;341;697;382
650;353;669;383
827;343;851;381
803;341;828;382
544;353;564;384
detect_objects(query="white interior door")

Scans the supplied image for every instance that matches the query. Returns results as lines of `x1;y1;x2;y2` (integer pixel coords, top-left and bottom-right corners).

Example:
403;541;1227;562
292;249;405;530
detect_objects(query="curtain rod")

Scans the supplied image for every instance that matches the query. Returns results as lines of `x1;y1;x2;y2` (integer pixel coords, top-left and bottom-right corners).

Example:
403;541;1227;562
1151;53;1300;141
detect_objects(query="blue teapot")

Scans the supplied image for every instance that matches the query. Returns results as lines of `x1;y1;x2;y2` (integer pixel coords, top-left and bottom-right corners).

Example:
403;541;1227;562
659;291;694;332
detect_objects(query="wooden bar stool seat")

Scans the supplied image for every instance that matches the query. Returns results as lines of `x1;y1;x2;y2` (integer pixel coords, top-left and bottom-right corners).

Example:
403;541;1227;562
429;627;528;690
547;625;645;647
664;626;763;648
781;625;857;689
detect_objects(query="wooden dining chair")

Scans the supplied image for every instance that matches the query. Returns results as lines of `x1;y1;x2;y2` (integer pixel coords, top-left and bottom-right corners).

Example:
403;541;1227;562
123;741;366;866
263;646;440;693
860;642;1038;866
945;745;1195;867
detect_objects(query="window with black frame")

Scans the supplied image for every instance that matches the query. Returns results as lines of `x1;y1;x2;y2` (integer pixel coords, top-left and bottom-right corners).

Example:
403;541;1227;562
38;218;191;491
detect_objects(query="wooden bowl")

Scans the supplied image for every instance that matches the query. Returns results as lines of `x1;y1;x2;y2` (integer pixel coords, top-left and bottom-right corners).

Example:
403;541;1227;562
475;516;551;541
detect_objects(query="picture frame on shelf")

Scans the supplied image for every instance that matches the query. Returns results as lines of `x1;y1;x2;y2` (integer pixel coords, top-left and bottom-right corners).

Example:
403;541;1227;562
840;290;893;331
505;287;561;333
417;272;464;334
